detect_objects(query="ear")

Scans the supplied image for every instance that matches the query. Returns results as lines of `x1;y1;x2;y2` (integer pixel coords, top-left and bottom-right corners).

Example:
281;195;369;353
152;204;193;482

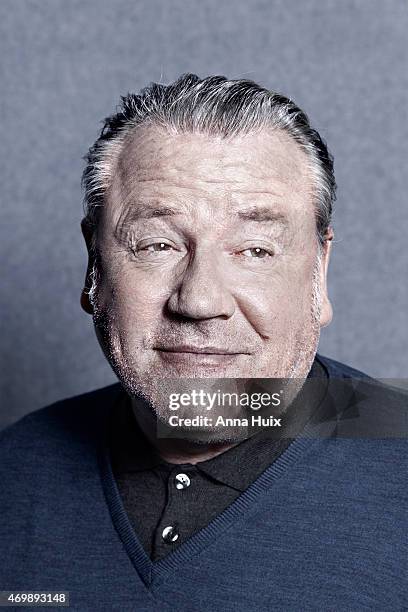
80;218;95;315
318;227;334;328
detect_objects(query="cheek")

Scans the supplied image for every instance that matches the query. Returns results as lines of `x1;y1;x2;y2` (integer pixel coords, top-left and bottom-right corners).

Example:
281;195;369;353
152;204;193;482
100;269;171;331
233;269;315;338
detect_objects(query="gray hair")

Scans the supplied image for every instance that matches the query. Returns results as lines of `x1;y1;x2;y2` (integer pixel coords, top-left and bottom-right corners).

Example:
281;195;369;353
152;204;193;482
82;73;336;253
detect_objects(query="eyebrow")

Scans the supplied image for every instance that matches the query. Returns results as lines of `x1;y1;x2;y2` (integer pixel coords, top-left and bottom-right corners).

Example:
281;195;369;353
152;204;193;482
117;202;289;230
120;203;181;222
235;206;288;224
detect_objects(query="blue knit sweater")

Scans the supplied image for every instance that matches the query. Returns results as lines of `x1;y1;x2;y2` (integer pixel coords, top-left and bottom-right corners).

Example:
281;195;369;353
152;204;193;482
0;355;406;611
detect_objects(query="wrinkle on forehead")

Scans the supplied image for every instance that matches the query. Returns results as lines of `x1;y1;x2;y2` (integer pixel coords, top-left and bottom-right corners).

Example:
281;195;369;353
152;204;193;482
105;124;315;228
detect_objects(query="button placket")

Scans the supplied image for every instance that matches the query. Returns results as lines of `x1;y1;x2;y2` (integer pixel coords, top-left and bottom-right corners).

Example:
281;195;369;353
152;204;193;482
174;472;191;490
161;524;179;543
153;466;195;557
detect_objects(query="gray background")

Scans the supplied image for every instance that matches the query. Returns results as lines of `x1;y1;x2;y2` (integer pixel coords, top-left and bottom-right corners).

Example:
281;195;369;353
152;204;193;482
1;0;407;430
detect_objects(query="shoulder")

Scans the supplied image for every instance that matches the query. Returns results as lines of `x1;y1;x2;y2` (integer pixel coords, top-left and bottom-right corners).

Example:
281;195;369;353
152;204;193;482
0;382;124;460
0;383;126;561
316;353;408;439
315;353;373;380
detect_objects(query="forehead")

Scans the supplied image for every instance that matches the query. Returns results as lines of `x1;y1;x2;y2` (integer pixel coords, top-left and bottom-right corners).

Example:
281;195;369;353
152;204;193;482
105;125;314;224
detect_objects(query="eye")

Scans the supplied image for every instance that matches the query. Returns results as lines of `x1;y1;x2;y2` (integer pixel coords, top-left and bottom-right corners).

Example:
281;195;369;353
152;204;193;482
138;242;173;253
129;239;179;260
240;247;273;258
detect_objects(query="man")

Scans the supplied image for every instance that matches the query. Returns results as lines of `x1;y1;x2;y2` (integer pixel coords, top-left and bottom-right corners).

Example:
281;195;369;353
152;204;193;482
0;74;406;611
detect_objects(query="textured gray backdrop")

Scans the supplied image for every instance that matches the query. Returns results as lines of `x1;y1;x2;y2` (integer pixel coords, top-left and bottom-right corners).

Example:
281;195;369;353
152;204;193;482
1;0;407;430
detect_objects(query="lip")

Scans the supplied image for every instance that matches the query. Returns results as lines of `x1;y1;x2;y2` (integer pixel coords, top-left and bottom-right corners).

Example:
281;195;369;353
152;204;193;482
154;345;250;368
155;350;244;368
155;345;248;355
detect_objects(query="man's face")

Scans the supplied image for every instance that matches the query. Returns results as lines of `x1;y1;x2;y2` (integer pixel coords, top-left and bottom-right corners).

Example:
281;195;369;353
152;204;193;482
82;126;332;421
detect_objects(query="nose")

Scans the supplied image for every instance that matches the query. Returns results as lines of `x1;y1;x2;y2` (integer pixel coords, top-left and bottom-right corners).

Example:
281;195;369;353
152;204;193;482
167;248;235;320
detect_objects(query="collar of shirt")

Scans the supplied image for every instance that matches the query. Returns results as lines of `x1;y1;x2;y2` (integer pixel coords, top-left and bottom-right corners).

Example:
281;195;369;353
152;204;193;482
110;357;330;493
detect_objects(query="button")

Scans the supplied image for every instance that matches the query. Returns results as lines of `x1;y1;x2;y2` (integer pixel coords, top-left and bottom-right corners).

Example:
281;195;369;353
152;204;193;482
175;473;191;490
162;525;179;543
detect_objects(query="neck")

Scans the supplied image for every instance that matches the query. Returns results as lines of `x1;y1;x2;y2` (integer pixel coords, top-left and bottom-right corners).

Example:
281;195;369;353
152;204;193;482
129;374;311;465
130;398;240;464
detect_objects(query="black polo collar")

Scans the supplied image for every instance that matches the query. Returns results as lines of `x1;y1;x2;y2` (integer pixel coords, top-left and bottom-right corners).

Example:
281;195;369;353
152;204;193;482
110;357;330;492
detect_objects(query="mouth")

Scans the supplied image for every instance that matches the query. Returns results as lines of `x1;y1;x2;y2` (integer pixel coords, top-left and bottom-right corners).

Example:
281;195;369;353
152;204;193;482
154;345;250;367
156;345;248;355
